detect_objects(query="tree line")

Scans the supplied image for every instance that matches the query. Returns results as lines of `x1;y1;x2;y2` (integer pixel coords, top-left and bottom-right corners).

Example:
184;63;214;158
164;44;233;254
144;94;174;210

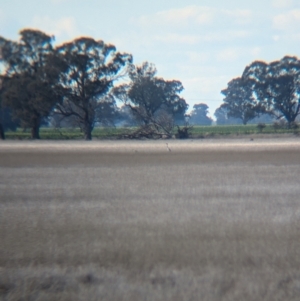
191;56;300;127
220;56;300;127
1;29;299;140
0;29;189;140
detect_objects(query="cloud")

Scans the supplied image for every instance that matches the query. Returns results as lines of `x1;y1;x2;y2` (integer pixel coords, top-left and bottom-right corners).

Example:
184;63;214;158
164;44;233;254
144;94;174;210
186;51;211;64
291;33;300;41
216;46;264;63
216;48;241;62
202;30;250;42
135;6;253;30
51;0;69;3
31;16;79;41
214;46;264;64
273;9;300;30
136;6;216;28
184;76;217;94
250;47;262;57
154;33;200;45
0;10;3;24
272;0;294;8
157;5;214;24
223;9;253;24
153;30;250;46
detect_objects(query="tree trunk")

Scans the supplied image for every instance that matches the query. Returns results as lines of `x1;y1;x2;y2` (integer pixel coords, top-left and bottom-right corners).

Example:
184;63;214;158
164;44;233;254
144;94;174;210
84;130;92;140
31;118;40;139
0;123;5;140
83;123;92;140
286;117;294;129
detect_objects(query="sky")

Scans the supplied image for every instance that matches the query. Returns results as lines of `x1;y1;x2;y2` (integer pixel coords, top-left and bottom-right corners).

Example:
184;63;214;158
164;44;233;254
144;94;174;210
1;0;300;118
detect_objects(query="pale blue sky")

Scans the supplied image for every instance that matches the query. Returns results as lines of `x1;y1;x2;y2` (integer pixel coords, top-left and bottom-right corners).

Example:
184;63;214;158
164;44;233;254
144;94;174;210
1;0;300;117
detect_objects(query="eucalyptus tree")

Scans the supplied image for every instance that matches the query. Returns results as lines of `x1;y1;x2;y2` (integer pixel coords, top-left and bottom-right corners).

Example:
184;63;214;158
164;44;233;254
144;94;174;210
221;77;263;125
0;88;20;140
0;29;59;139
242;56;300;127
214;104;230;125
189;103;212;125
114;62;188;138
53;37;132;140
0;92;4;139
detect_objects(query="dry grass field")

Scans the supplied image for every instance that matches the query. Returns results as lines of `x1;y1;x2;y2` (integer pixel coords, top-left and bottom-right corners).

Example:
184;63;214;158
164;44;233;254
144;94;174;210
1;138;300;301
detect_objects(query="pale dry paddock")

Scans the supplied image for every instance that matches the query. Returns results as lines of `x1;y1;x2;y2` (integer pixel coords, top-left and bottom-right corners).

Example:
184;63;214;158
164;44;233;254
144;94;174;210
1;138;300;301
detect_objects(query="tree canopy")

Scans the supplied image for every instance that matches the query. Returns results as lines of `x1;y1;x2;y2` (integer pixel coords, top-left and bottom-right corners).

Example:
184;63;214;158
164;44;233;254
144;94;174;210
114;62;188;138
0;29;59;139
221;77;263;125
53;37;132;140
220;56;300;127
242;56;300;126
189;103;212;125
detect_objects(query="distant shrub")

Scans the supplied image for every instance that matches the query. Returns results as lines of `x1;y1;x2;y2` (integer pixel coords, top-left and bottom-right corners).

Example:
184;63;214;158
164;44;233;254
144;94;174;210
257;123;266;133
272;120;286;132
176;124;193;139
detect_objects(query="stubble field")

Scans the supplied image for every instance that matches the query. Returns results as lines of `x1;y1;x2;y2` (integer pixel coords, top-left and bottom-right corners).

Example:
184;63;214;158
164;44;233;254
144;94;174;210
1;139;300;301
